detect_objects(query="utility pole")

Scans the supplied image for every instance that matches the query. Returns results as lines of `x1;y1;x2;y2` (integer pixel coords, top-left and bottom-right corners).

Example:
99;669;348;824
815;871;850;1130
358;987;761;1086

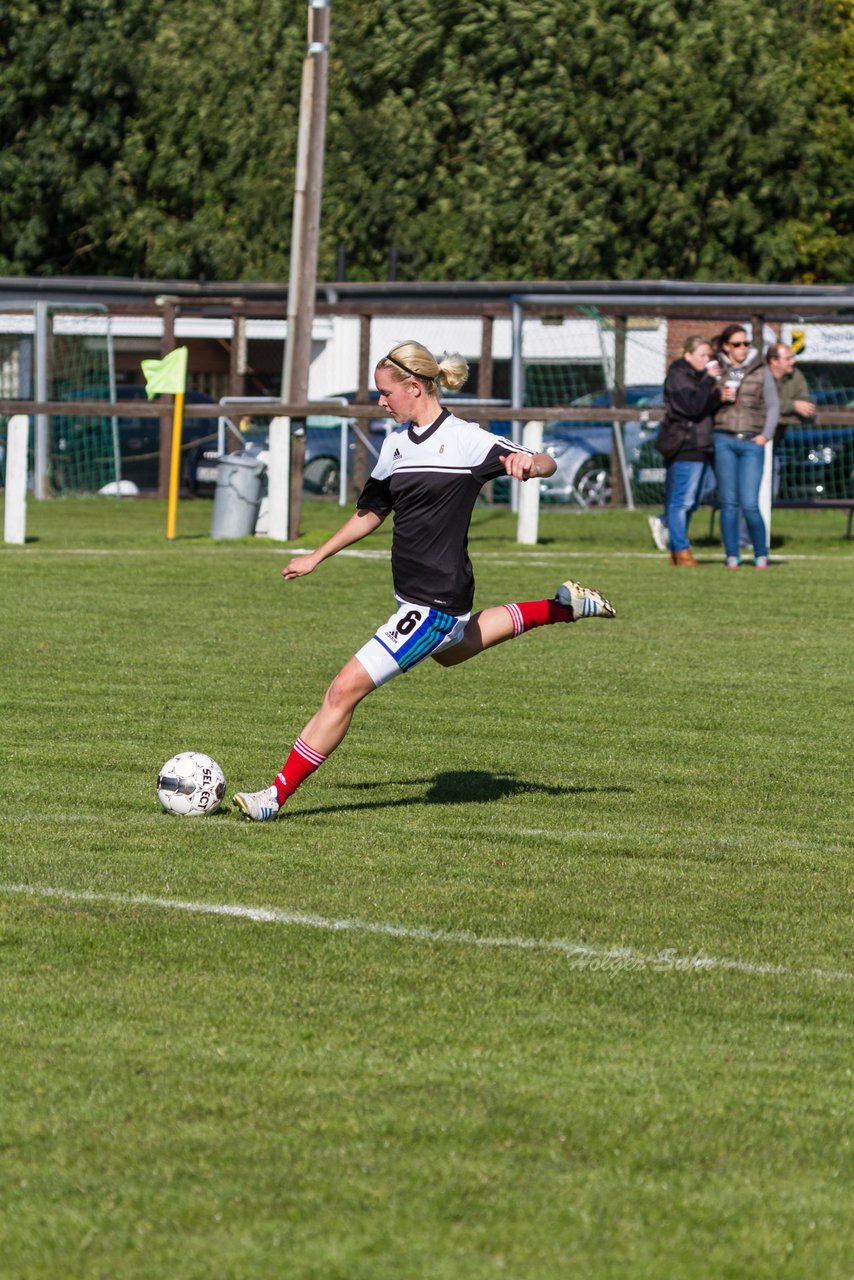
268;0;331;541
156;296;178;499
610;315;627;507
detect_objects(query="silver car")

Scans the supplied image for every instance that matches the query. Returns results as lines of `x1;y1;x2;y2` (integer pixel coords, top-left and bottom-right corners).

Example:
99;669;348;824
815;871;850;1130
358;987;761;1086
538;387;664;507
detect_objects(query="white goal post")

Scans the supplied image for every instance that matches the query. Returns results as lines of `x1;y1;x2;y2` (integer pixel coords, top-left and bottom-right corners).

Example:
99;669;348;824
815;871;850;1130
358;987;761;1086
516;420;544;545
4;414;29;544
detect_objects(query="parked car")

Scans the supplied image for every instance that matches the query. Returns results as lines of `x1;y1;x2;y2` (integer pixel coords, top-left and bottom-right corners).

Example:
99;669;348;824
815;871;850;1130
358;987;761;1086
187;418;382;497
773;387;854;500
188;391;512;497
187;398;391;498
536;386;664;506
808;386;854;409
777;423;854;500
114;386;219;492
631;387;854;506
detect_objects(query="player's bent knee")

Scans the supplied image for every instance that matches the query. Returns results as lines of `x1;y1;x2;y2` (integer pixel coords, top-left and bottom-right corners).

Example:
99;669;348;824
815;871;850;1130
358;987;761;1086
324;663;375;712
432;643;468;667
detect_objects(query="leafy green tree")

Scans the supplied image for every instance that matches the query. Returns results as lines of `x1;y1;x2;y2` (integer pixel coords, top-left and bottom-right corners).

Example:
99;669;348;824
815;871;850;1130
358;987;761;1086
326;0;853;282
0;0;154;274
1;0;851;281
771;0;854;282
110;0;304;279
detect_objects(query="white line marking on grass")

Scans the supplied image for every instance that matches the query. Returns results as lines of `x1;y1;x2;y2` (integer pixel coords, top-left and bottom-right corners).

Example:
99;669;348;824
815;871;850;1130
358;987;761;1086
6;547;852;563
1;882;851;982
2;814;849;857
480;826;851;855
278;548;854;564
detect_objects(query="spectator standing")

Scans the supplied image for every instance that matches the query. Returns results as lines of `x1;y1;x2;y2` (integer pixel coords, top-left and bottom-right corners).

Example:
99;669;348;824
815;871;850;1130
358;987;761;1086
765;342;816;506
766;343;816;420
712;325;779;569
732;342;813;545
655;337;721;566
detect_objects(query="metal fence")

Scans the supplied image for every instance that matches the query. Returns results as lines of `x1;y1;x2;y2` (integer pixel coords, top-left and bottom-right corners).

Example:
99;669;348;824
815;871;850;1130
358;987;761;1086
2;283;853;517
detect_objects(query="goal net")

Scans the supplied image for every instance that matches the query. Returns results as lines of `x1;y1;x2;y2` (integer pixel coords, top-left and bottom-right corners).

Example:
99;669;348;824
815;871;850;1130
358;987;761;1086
511;301;667;507
0;305;118;495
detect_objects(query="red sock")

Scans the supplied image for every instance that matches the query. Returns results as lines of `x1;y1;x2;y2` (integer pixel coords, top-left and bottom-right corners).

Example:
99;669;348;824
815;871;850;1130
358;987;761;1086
503;599;574;637
274;736;328;804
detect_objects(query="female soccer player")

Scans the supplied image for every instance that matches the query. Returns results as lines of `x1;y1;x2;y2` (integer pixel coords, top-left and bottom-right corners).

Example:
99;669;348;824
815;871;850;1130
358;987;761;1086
234;341;616;820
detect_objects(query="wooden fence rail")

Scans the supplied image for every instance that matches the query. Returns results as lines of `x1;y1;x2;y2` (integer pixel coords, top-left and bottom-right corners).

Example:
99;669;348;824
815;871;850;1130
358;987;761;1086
3;400;854;426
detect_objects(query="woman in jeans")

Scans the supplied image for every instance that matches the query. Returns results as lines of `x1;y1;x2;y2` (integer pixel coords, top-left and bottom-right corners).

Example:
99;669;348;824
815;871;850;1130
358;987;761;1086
659;336;721;566
712;324;779;569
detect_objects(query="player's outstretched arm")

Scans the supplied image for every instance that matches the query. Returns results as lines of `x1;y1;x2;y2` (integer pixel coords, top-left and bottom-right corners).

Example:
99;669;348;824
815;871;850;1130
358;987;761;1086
282;509;385;579
499;451;557;481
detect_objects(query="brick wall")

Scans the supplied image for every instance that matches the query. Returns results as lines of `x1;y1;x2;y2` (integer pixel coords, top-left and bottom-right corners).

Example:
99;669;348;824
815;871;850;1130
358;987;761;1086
665;317;782;367
664;318;722;367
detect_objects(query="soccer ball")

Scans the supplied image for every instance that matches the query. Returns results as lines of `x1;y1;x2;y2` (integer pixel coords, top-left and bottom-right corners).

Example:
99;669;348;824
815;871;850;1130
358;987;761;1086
157;752;226;816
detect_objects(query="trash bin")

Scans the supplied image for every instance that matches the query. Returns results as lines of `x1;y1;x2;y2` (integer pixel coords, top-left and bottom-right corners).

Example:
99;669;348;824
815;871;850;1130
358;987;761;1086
209;447;267;539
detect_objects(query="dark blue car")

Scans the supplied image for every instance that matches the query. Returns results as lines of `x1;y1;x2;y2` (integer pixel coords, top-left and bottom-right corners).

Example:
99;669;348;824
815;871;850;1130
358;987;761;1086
630;386;854;506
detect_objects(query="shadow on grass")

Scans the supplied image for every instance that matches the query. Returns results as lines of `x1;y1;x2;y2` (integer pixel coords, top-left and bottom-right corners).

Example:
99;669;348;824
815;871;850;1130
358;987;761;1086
693;531;788;550
290;769;632;819
692;539;791;551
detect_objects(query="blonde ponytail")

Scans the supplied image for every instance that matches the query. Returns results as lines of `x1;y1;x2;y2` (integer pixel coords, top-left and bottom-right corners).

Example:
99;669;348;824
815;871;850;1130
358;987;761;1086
435;352;469;392
378;341;469;395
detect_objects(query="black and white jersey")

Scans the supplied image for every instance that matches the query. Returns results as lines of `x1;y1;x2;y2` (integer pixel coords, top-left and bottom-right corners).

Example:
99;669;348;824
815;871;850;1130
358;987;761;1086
356;409;533;615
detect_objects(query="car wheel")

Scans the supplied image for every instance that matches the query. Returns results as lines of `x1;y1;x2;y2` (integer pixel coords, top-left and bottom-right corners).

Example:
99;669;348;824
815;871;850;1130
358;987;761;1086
304;456;340;495
314;459;339;495
574;456;612;507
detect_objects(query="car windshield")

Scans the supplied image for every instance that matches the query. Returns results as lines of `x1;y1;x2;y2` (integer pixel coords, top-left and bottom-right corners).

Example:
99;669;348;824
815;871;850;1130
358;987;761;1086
570;386;663;408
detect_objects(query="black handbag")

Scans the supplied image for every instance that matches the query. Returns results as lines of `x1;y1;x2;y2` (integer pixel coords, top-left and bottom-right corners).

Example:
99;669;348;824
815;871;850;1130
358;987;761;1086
655;416;688;461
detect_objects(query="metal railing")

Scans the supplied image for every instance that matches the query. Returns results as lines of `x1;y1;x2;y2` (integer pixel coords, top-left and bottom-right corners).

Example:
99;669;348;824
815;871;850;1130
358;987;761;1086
3;399;852;426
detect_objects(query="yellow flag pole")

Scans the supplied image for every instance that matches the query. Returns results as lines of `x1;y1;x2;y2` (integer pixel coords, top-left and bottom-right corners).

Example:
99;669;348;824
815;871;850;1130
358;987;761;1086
166;391;184;541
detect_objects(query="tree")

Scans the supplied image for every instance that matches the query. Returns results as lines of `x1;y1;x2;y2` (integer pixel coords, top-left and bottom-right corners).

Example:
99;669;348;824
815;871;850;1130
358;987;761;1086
1;0;851;281
109;0;304;279
0;0;154;274
325;0;854;282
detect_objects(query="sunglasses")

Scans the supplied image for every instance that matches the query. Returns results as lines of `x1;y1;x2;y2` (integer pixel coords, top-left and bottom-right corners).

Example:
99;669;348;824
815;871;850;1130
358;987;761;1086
728;340;750;348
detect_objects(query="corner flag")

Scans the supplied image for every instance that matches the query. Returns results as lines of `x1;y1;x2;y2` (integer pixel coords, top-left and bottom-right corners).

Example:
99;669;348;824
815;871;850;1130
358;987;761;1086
141;346;189;399
140;346;190;540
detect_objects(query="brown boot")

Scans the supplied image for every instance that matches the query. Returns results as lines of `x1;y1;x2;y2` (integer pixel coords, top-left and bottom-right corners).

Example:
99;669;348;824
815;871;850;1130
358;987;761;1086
672;549;700;567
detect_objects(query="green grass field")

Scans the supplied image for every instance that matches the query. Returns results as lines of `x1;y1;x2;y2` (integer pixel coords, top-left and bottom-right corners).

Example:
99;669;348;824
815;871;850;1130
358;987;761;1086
1;496;853;1279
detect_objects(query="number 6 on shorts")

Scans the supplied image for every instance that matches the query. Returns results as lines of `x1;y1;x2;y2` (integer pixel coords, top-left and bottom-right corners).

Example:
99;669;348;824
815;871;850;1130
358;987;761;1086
354;598;471;686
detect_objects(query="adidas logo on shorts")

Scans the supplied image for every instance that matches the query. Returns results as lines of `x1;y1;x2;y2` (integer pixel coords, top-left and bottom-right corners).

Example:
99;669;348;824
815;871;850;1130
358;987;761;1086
385;629;398;641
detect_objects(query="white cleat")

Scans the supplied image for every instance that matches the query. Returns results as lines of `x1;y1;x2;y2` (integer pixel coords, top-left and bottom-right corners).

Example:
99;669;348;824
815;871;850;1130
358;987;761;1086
555;579;616;620
648;515;670;552
233;785;281;822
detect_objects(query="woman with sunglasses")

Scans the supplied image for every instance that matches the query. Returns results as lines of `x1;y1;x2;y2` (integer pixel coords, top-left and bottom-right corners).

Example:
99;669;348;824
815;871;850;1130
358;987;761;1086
711;325;779;569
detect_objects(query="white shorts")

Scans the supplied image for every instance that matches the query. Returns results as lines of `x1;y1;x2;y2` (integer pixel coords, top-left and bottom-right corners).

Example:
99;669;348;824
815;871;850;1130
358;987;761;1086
355;598;470;687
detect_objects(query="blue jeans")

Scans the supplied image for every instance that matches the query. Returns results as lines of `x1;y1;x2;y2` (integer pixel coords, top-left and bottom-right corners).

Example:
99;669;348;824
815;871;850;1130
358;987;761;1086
738;453;780;546
664;461;711;553
713;433;768;559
